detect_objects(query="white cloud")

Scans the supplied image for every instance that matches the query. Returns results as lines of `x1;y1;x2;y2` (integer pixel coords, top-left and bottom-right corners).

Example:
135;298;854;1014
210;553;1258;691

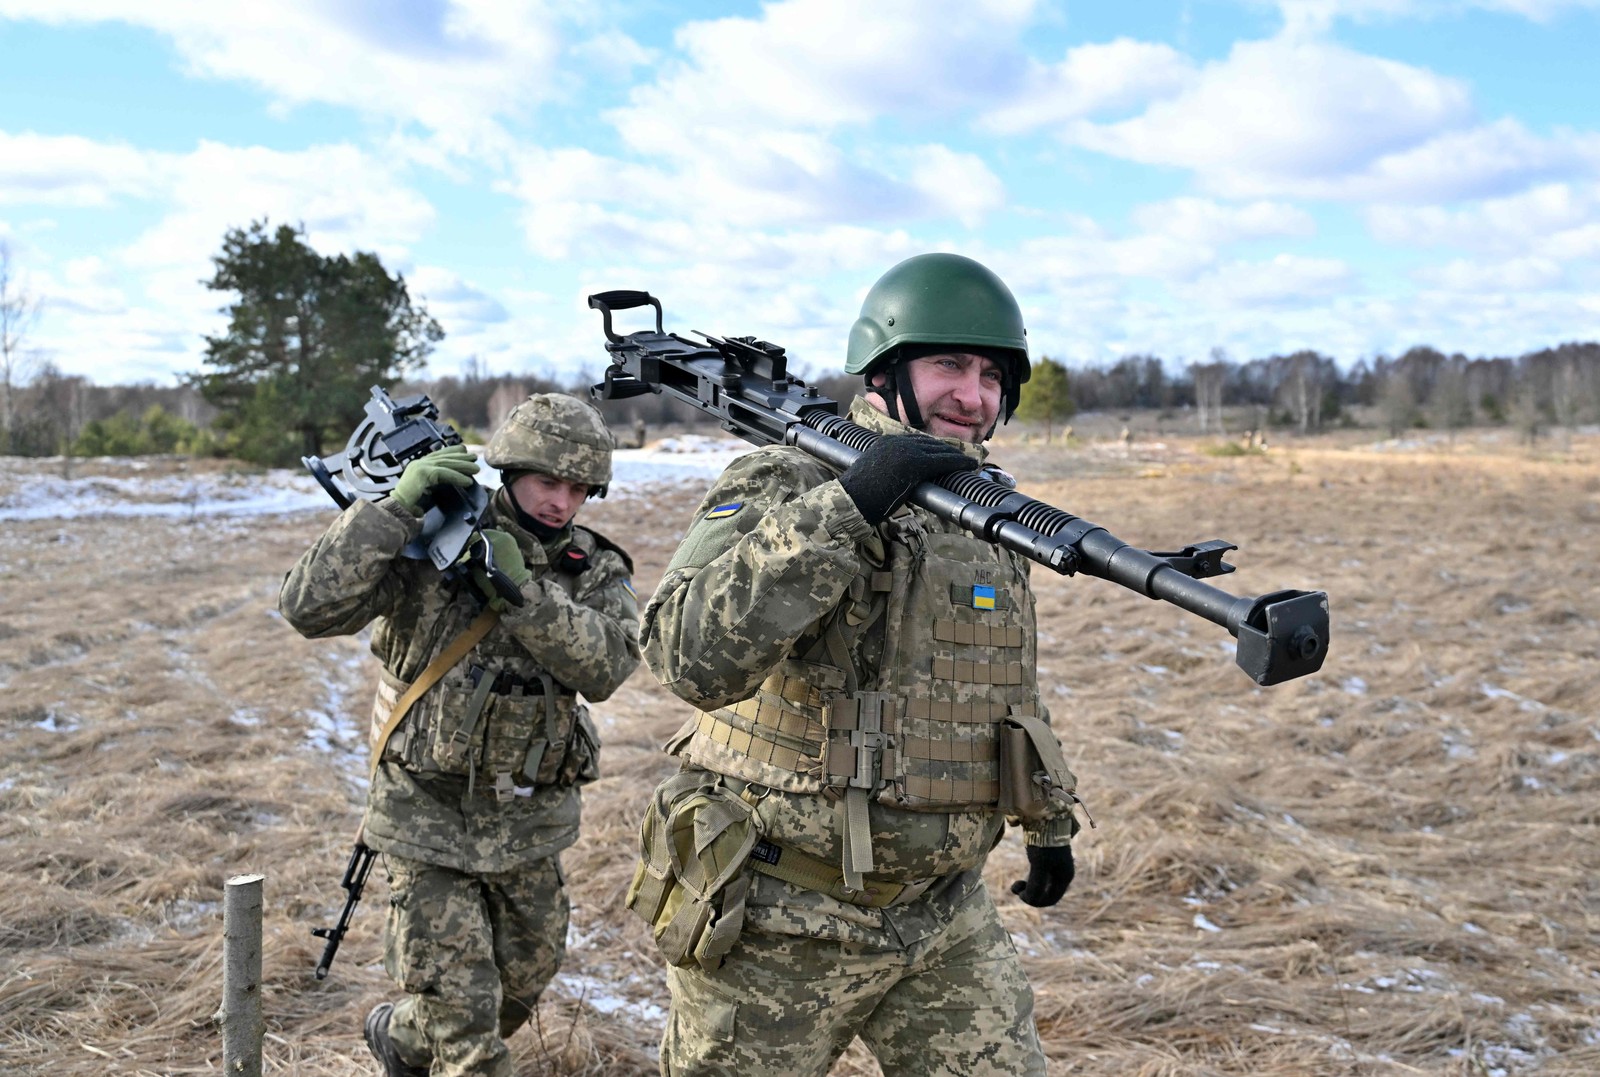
1130;197;1317;245
1069;36;1479;198
1178;253;1355;307
615;0;1039;139
1413;255;1565;291
0;131;169;206
1367;181;1600;258
979;38;1196;135
1272;0;1600;31
408;266;510;337
119;140;436;271
6;133;438;382
517;0;1035;239
0;0;567;154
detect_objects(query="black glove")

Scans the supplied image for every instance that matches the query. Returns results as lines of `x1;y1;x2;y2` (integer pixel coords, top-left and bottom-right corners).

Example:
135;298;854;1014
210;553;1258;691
1010;845;1074;908
837;434;980;525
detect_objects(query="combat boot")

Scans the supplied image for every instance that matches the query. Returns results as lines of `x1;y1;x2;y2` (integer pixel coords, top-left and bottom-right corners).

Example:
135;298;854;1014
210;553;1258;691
363;1002;430;1077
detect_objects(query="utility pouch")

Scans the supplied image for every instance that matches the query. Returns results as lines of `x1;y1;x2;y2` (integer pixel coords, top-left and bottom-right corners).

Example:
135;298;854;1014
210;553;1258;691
625;772;761;970
554;705;601;786
998;712;1078;826
479;674;544;782
429;665;497;775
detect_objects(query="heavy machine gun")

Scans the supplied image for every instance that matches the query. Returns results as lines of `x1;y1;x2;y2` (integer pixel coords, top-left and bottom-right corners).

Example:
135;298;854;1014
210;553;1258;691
588;290;1327;686
303;385;523;607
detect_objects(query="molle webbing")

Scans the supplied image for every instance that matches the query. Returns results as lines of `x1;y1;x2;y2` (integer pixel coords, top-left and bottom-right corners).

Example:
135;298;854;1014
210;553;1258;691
933;620;1025;649
692;670;825;773
902;698;1011;723
931;657;1026;685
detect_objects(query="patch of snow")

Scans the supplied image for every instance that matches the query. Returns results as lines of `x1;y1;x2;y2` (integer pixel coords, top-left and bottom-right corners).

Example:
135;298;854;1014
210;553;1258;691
551;972;666;1027
34;709;79;733
1341;676;1367;695
0;447;754;522
1193;914;1222;933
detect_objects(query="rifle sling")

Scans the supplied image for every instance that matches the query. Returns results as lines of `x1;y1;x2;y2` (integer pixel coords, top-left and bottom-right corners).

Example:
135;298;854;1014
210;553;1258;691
368;608;500;781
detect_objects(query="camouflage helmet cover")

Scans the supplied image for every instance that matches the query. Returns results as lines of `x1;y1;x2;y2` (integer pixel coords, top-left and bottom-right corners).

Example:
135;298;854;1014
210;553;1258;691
845;253;1031;422
485;392;614;487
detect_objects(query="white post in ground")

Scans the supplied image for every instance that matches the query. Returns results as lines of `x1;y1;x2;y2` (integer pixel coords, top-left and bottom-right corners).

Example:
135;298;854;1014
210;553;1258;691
215;873;266;1075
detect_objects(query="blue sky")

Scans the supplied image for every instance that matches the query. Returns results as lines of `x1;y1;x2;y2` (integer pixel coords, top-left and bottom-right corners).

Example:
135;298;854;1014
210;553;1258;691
2;0;1598;386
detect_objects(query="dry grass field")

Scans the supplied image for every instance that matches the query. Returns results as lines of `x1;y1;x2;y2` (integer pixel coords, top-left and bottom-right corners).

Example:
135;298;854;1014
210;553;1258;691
2;428;1597;1075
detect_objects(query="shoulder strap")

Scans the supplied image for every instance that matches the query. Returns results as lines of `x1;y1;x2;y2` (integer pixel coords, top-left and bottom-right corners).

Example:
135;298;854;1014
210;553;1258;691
368;608;499;781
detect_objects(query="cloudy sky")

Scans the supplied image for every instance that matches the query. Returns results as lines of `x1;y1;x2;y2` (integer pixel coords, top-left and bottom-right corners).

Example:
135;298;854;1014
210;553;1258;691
3;0;1598;386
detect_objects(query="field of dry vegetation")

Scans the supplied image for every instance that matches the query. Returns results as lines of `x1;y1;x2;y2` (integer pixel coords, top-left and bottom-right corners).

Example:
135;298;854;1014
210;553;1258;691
2;426;1597;1076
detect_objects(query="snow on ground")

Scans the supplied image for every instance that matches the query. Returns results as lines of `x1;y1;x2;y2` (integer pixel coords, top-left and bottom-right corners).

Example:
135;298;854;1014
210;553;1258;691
0;439;753;522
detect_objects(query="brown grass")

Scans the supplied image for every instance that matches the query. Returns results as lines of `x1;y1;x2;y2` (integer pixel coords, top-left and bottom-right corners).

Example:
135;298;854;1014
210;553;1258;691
2;430;1597;1075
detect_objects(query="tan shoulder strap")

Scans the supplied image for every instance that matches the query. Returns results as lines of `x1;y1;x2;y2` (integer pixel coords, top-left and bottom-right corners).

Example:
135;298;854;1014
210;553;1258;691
368;608;499;781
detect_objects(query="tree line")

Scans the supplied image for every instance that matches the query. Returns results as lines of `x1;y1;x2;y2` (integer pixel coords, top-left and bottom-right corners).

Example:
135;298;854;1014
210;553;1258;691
3;224;1598;468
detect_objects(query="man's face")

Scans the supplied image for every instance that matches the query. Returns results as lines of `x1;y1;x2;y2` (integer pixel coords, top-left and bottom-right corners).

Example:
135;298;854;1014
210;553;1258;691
872;353;1004;443
508;471;590;530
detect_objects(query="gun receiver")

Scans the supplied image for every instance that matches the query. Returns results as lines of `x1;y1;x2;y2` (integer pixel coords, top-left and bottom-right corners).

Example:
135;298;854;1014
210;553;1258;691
303;385;524;608
588;290;1328;686
312;839;377;980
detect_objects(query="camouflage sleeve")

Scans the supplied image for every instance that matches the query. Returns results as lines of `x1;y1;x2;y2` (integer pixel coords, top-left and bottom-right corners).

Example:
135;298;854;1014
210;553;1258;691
278;498;422;639
498;546;641;701
641;448;875;711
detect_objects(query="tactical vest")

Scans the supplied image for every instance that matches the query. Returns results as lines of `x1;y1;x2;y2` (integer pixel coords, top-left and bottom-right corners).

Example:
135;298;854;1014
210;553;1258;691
674;506;1065;884
368;532;603;800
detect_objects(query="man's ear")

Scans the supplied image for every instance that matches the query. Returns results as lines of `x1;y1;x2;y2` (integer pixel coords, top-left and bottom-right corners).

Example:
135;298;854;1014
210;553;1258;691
867;370;887;388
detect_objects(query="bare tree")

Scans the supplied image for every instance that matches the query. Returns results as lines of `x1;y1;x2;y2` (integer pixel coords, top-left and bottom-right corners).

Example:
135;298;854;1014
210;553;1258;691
0;241;44;454
1190;347;1230;434
1278;350;1328;435
1431;358;1473;444
34;364;89;477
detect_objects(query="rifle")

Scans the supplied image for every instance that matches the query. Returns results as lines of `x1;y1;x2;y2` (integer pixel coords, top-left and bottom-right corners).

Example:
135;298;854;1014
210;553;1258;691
587;290;1327;686
311;838;377;979
303;385;524;607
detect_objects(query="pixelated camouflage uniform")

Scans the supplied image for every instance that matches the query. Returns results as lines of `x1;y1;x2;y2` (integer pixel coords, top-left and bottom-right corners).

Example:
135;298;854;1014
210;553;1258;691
640;398;1075;1077
281;484;640;1077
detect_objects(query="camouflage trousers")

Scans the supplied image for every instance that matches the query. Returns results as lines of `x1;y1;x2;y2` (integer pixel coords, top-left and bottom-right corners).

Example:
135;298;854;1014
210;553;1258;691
382;853;569;1077
660;875;1046;1077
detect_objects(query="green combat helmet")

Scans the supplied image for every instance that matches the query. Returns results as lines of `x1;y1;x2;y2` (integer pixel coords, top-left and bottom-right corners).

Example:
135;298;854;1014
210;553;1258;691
485;393;615;496
846;253;1031;432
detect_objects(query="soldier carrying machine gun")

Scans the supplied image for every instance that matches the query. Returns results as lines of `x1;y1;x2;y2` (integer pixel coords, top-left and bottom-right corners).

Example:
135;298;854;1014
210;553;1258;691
303;385;524;609
588;288;1327;686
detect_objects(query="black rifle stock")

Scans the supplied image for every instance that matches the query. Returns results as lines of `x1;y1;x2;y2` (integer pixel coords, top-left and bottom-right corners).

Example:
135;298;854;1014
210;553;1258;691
303;385;523;607
588;290;1328;686
312;838;377;979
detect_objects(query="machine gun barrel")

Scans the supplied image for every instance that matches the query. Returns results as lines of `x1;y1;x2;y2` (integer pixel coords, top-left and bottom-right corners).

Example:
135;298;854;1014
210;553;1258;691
588;290;1328;686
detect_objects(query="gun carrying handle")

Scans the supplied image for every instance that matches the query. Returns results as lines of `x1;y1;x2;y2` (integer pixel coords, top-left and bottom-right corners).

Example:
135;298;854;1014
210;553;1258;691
588;290;662;342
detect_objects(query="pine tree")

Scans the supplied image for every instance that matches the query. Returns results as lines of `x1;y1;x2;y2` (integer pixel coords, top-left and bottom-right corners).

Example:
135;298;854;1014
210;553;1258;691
1015;356;1074;442
192;221;443;466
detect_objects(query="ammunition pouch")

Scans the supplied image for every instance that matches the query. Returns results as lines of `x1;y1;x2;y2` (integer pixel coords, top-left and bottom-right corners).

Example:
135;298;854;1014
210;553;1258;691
997;711;1077;826
376;661;598;796
625;771;761;970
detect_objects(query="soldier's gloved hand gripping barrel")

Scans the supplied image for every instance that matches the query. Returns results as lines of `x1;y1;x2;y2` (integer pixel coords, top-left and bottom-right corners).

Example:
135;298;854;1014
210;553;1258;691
837;434;982;525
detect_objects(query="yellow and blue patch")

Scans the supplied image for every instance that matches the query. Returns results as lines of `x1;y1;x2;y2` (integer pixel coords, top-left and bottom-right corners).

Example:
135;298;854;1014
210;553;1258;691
621;578;637;598
705;502;744;520
971;584;997;610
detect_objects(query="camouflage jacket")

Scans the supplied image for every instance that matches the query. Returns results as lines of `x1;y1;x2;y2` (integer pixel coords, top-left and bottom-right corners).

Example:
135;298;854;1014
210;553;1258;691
281;486;641;873
642;398;1075;889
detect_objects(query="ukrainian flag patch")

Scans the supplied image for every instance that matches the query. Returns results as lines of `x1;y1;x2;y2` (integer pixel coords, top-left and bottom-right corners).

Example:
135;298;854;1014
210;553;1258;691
621;578;636;598
705;502;744;520
972;585;997;610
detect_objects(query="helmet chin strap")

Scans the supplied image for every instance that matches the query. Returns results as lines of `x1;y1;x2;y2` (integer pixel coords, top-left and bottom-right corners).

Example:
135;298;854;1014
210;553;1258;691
867;362;925;431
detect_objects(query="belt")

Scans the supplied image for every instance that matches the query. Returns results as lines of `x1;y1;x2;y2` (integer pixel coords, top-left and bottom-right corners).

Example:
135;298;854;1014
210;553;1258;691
746;838;938;910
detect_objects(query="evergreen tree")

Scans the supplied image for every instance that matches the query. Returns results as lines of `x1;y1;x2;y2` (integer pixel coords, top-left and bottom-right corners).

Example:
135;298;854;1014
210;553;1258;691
192;221;442;466
1015;356;1075;442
